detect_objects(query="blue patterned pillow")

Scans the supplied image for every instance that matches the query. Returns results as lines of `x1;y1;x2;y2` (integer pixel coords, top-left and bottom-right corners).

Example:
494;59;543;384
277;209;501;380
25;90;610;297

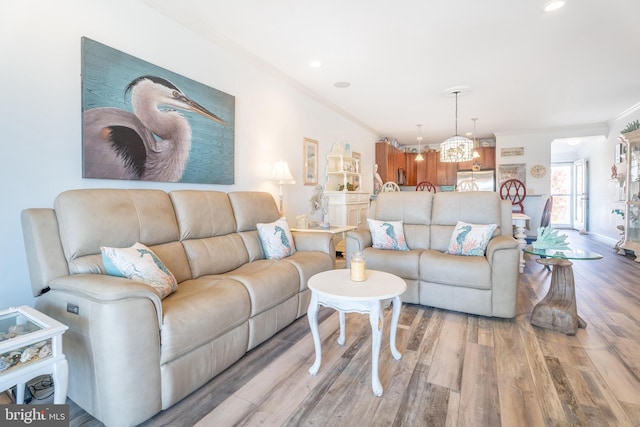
446;221;497;256
367;219;409;251
101;242;178;299
257;217;297;259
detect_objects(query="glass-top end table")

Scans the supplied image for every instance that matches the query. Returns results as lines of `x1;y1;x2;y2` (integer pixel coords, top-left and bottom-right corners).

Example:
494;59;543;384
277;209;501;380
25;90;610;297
0;305;69;404
523;245;603;335
523;246;604;261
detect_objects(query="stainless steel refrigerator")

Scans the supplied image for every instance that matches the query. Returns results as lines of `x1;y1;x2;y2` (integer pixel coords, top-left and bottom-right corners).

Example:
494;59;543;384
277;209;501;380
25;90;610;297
456;170;496;191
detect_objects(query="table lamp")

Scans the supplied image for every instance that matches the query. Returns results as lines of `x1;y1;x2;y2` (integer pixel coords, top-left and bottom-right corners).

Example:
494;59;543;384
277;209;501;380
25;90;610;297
269;161;295;213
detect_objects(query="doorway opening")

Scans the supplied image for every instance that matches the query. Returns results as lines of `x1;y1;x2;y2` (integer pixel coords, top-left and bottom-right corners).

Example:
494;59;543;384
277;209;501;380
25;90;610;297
550;159;588;231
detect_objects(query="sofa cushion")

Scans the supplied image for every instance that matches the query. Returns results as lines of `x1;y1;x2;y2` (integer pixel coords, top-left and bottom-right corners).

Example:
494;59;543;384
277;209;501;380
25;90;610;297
160;277;250;364
101;242;178;299
367;219;409;251
446;221;497;256
282;250;334;292
430;192;503;252
363;247;420;280
217;260;300;316
257;218;297;259
228;192;281;232
54;189;182;274
169;190;237;240
182;234;250;278
420;250;491;290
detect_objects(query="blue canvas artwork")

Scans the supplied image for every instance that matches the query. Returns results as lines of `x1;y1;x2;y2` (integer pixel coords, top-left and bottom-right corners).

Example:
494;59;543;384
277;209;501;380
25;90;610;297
81;37;235;184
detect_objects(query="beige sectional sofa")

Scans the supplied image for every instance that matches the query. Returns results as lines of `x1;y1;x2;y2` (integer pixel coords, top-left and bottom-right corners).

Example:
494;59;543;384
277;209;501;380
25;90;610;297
21;189;335;427
346;191;520;318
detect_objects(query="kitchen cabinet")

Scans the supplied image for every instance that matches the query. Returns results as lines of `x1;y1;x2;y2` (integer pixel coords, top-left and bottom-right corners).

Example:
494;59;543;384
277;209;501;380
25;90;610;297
375;142;405;183
457;147;496;171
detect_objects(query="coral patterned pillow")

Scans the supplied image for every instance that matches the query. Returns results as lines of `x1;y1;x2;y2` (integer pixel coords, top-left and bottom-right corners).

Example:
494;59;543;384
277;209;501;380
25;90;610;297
446;221;497;256
367;219;409;251
101;242;178;299
257;217;297;259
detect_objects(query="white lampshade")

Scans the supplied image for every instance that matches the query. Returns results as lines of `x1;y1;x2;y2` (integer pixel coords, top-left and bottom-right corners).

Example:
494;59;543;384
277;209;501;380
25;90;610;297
269;161;295;184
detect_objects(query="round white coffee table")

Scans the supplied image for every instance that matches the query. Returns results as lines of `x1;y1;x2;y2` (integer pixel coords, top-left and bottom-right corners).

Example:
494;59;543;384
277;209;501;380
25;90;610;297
307;269;406;396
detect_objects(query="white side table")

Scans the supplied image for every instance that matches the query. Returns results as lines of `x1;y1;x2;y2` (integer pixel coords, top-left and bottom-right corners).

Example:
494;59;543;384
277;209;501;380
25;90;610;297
291;224;357;255
0;305;69;404
307;269;406;396
512;212;531;273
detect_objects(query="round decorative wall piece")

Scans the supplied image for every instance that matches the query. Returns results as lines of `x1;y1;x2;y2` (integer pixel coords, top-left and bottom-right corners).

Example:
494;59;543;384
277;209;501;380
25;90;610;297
530;164;547;178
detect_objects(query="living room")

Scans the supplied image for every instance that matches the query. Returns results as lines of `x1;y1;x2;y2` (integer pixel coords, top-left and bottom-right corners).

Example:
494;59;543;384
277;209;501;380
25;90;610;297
2;1;640;425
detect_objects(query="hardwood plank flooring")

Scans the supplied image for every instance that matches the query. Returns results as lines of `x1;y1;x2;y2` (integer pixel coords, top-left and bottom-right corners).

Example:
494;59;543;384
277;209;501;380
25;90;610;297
5;231;640;426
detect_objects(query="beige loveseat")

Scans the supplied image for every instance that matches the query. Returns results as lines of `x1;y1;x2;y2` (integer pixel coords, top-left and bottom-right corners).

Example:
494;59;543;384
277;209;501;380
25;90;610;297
21;189;334;427
346;191;520;318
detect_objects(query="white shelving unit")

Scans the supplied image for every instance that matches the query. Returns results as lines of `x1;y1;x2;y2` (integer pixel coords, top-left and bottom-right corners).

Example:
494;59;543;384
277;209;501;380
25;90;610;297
325;153;360;192
324;143;369;228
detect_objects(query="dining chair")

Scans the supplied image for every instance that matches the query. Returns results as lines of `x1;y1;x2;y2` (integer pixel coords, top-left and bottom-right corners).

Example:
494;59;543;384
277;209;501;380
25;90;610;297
381;181;400;192
456;179;479;192
499;179;526;213
415;181;436;193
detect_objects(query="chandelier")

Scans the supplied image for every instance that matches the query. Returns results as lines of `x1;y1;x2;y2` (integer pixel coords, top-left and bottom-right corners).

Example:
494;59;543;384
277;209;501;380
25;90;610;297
440;90;474;163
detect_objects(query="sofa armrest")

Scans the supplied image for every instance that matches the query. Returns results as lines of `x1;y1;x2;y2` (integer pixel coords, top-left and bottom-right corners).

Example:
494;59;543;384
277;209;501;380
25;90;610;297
486;234;520;318
48;274;163;327
486;234;518;263
291;231;335;254
345;229;373;264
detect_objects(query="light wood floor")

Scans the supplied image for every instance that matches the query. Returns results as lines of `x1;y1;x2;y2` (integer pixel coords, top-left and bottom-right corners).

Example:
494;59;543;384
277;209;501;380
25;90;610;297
9;231;640;426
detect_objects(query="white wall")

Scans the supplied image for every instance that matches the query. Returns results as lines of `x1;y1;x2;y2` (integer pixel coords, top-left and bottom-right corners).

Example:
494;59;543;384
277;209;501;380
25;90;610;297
495;123;608;237
0;1;377;307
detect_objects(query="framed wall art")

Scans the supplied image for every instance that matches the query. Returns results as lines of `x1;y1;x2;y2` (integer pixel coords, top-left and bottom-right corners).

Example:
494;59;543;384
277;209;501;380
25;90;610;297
498;163;526;185
500;147;524;157
303;137;318;185
81;37;235;184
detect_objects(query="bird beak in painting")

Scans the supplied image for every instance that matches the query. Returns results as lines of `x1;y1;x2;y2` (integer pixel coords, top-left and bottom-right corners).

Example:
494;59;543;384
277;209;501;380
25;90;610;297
180;94;227;125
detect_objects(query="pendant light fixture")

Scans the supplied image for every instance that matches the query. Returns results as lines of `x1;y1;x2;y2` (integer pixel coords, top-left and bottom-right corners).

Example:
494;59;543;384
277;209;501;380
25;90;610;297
415;123;424;161
472;117;480;159
440;89;474;163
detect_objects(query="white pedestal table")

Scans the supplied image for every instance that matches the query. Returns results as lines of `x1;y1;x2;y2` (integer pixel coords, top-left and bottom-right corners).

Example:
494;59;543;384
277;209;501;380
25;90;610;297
307;269;406;396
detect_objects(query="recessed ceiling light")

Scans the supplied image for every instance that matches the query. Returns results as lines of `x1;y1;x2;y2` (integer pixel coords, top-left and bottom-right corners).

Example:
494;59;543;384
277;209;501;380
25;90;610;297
334;81;351;88
542;0;565;12
309;60;322;68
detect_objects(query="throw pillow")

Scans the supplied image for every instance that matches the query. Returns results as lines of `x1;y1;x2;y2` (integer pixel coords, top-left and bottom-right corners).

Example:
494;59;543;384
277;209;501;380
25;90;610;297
367;219;409;251
257;217;297;259
446;221;497;256
101;242;178;299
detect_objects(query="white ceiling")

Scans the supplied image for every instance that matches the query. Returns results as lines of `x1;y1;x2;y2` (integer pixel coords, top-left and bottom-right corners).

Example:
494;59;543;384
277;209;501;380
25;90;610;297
143;0;640;145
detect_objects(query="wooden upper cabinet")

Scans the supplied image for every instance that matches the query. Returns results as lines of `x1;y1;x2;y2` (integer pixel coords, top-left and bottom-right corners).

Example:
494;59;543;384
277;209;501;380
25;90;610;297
405;153;417;186
436;157;457;186
375;142;405;183
376;143;495;187
416;151;437;185
457;146;496;171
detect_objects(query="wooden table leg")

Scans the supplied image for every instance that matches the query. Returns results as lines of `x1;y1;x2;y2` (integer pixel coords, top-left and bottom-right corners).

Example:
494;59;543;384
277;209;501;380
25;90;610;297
530;257;585;335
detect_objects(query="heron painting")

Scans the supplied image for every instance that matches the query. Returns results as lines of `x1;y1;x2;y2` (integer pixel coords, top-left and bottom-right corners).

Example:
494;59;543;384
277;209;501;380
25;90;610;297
81;37;235;184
